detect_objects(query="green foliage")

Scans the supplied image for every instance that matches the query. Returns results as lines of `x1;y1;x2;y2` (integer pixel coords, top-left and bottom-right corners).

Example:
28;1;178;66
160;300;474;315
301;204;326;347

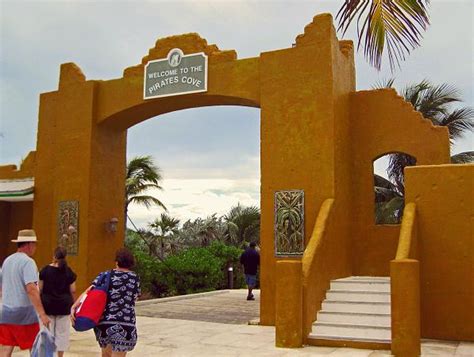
160;247;223;295
125;229;161;294
126;204;260;298
126;155;166;212
125;228;247;297
336;0;430;71
207;241;245;289
223;204;260;248
177;214;227;248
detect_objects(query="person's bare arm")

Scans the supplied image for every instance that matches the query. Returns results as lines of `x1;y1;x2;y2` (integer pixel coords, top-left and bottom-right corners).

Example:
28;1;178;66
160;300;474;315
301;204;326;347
38;280;43;292
25;282;50;326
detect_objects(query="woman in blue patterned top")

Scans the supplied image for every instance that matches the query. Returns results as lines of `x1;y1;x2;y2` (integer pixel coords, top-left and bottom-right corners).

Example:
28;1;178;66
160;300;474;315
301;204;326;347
73;248;140;356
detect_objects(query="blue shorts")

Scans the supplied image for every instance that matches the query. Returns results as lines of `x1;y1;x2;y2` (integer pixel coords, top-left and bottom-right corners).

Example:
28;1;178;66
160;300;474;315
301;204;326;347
245;274;257;287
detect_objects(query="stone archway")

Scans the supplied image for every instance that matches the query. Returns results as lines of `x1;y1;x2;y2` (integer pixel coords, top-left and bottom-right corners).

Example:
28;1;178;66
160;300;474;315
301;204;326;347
31;14;356;326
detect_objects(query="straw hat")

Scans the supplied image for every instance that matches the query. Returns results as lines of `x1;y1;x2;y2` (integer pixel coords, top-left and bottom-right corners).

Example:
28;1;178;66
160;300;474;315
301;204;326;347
11;229;38;243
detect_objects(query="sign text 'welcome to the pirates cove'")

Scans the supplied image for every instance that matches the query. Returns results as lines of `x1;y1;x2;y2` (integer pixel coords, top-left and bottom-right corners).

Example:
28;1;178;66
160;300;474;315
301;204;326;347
144;48;208;99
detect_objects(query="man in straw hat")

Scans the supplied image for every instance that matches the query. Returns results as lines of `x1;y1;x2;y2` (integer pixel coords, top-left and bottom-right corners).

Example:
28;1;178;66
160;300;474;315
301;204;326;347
0;229;50;355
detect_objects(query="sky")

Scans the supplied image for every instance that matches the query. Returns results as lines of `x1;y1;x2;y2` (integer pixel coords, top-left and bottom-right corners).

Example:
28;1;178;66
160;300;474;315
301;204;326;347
0;0;472;228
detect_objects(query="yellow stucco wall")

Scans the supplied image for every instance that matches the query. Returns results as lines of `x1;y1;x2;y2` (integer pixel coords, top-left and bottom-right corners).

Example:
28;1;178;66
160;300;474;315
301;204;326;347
260;14;355;325
405;164;474;341
349;90;450;276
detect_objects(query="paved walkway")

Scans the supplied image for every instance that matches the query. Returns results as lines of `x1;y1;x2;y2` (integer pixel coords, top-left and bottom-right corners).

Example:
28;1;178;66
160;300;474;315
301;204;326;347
135;289;260;324
11;289;474;356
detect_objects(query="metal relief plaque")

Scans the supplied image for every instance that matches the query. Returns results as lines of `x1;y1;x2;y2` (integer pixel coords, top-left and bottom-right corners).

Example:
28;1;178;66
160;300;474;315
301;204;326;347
275;190;305;256
57;201;79;255
144;48;208;99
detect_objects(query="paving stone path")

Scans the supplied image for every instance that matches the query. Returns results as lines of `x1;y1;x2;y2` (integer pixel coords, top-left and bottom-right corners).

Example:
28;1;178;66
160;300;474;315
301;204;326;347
10;289;474;356
135;289;260;325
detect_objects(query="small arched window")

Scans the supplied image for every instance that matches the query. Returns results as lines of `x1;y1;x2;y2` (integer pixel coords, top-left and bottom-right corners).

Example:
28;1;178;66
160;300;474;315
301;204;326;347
373;152;416;225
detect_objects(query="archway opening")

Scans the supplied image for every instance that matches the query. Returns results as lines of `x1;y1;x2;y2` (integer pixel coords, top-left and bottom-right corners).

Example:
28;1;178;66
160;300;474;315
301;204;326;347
124;105;260;297
373;152;417;225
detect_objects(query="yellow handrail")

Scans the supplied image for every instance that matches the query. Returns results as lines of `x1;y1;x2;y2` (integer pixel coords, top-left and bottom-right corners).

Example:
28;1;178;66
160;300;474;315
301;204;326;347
391;201;421;356
301;198;335;337
302;198;335;279
395;202;417;260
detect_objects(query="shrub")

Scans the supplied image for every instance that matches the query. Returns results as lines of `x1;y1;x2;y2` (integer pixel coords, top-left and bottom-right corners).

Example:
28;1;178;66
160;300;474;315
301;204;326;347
160;247;223;295
207;241;245;289
126;229;248;297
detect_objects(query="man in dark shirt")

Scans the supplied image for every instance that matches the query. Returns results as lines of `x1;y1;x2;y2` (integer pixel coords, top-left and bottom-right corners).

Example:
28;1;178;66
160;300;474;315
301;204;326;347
240;242;260;301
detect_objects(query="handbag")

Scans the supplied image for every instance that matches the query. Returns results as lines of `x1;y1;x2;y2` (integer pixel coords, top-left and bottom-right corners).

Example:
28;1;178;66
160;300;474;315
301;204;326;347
73;270;112;331
31;325;56;357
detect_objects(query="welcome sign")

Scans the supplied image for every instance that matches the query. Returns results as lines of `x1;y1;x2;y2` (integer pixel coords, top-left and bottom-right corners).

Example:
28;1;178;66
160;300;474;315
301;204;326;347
144;48;208;99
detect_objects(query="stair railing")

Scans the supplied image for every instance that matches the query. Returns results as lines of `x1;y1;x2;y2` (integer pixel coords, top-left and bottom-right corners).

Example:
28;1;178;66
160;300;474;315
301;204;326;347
275;198;336;347
301;198;336;338
390;202;421;357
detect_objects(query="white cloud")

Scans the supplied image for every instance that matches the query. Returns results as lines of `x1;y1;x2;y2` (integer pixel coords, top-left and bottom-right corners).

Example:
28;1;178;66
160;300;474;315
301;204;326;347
127;177;259;228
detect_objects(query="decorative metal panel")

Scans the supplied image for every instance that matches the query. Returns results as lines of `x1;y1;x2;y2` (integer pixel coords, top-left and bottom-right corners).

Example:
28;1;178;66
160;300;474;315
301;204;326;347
57;200;79;255
274;190;305;256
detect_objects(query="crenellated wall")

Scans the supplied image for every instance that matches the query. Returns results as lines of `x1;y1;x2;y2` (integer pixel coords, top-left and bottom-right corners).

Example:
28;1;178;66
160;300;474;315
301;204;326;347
349;90;450;276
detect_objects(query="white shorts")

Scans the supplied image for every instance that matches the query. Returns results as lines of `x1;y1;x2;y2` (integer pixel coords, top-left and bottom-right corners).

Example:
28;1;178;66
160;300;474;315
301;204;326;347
48;315;71;351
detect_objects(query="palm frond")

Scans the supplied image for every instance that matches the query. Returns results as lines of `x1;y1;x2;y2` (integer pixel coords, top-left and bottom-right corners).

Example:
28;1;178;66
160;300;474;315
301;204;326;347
129;195;167;210
387;152;417;194
374;174;402;203
375;196;404;224
336;0;430;71
438;108;474;142
372;77;396;89
126;156;167;211
400;81;473;143
451;151;474;164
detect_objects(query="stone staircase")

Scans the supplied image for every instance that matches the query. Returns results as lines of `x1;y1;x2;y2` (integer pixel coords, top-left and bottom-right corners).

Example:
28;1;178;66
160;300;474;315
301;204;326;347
308;276;391;348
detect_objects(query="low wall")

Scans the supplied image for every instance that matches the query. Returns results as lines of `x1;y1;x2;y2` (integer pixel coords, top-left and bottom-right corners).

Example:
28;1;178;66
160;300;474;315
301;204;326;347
405;164;473;341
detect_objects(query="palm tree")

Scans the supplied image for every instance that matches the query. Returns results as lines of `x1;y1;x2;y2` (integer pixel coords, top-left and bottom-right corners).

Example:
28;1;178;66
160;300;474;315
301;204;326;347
176;215;227;248
149;213;180;259
224;204;260;248
336;0;430;71
386;80;473;189
374;80;473;223
374;173;405;224
125;156;167;221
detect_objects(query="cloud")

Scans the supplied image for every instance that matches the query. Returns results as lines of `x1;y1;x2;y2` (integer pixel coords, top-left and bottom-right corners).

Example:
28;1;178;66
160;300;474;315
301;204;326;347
127;177;259;228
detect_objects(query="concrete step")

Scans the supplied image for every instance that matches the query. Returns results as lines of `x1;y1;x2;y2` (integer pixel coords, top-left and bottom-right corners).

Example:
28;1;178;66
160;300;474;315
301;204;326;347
322;300;391;314
310;321;391;341
330;280;390;293
316;311;391;327
307;333;391;347
336;276;390;282
326;290;390;303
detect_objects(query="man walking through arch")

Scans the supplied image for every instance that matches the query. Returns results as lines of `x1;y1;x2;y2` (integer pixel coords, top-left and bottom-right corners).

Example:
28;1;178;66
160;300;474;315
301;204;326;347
240;242;260;301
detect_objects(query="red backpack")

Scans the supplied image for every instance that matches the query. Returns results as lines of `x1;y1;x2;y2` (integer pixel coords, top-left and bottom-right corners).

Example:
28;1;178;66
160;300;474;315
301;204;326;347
73;271;111;331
